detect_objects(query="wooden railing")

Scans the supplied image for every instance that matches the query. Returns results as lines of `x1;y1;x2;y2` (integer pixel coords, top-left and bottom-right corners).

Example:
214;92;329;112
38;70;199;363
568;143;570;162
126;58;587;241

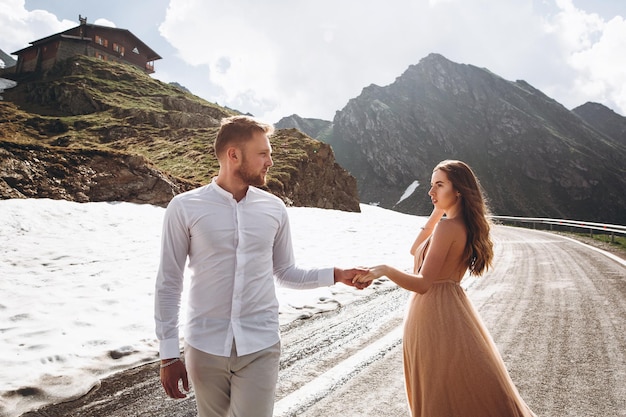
490;216;626;242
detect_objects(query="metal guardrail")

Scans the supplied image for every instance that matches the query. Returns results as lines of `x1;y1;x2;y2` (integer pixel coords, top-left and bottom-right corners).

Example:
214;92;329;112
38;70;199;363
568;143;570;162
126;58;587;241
490;215;626;242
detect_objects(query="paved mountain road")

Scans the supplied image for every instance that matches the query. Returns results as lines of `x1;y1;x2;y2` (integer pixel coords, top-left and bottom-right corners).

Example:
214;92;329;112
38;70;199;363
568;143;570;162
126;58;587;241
284;226;626;417
22;226;626;417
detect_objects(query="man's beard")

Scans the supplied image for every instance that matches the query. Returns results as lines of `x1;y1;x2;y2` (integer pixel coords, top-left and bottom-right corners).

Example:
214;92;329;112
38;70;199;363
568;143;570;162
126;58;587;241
237;158;267;186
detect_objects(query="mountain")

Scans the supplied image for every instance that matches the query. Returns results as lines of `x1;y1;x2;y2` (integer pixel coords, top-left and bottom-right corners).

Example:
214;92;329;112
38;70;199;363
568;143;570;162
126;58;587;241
302;53;624;224
572;102;626;146
0;55;359;211
0;48;16;69
276;114;333;142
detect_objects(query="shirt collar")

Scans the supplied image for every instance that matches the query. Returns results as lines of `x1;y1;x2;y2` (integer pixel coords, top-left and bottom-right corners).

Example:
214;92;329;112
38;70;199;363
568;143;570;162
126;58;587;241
210;177;249;203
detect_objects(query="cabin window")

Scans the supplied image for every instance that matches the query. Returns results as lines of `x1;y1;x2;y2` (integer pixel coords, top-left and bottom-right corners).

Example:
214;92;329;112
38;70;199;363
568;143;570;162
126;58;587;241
95;35;108;47
132;47;139;54
113;43;125;56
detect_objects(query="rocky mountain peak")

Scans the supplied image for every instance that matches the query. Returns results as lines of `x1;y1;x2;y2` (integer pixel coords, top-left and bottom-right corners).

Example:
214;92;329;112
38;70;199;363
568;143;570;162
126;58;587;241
572;102;626;145
325;54;625;223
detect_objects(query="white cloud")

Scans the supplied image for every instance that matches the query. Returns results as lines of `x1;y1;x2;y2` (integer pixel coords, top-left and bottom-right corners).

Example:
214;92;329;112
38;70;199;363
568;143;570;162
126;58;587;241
0;0;75;54
93;18;116;28
3;0;625;120
539;0;626;111
548;0;605;49
160;0;562;121
568;16;626;111
159;0;298;119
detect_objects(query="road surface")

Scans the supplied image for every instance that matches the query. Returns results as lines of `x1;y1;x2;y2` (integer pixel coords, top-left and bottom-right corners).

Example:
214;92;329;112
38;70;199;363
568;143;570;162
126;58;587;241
21;226;626;417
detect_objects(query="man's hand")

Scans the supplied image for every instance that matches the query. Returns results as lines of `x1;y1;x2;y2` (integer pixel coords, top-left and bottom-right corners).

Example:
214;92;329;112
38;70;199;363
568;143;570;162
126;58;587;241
352;265;387;284
160;359;190;399
334;267;371;289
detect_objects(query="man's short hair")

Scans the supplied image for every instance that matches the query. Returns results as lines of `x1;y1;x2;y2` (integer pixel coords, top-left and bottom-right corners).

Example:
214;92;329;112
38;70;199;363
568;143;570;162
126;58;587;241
214;115;274;159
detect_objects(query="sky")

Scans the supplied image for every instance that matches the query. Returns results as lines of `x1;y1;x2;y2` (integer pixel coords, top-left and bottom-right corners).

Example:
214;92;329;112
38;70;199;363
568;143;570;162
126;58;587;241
0;198;417;417
0;0;625;123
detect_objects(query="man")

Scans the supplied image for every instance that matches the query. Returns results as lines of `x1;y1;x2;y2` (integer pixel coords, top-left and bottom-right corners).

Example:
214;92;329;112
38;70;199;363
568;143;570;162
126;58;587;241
155;115;366;417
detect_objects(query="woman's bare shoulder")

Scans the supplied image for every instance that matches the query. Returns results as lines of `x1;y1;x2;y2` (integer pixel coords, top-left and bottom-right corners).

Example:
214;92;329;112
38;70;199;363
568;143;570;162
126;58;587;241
433;217;467;244
436;217;466;233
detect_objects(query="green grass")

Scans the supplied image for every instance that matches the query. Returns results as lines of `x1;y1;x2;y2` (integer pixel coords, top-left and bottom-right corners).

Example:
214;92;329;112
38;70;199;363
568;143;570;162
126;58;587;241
1;55;330;190
580;232;626;248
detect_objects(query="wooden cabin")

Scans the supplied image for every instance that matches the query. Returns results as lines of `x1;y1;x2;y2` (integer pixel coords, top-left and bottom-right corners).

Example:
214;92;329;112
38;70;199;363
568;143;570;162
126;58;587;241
12;16;161;75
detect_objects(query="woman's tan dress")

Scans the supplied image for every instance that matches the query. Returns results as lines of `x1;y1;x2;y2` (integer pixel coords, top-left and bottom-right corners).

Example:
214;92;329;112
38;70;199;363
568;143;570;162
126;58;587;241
403;239;536;417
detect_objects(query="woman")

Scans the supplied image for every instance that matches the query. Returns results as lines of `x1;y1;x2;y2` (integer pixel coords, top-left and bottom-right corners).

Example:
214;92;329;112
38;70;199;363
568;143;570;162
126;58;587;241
354;160;536;417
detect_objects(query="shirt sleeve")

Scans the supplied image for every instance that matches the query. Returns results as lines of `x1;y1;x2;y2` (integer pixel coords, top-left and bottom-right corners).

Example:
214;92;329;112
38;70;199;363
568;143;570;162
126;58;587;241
154;197;189;359
272;205;335;289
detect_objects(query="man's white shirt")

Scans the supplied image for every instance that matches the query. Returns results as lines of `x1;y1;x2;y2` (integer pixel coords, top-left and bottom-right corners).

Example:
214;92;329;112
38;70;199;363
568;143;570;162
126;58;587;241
155;179;334;359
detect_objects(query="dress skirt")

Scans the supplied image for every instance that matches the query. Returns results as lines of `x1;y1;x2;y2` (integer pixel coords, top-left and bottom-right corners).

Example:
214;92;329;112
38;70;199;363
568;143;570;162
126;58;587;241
402;280;536;417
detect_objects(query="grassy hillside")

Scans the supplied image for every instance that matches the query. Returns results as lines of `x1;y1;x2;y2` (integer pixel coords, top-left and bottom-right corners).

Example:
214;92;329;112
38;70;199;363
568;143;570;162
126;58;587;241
1;56;360;210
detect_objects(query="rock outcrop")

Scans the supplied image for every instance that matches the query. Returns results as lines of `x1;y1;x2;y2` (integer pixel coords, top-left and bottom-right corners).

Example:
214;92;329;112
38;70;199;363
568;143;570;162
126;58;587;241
0;140;198;206
276;115;333;142
266;129;358;211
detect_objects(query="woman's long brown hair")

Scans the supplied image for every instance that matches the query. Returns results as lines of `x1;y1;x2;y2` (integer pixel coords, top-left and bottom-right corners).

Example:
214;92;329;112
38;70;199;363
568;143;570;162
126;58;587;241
434;160;494;276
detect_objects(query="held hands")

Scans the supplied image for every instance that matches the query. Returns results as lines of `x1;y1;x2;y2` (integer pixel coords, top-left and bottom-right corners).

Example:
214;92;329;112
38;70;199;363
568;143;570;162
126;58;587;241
352;265;388;285
160;359;189;399
334;267;372;289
